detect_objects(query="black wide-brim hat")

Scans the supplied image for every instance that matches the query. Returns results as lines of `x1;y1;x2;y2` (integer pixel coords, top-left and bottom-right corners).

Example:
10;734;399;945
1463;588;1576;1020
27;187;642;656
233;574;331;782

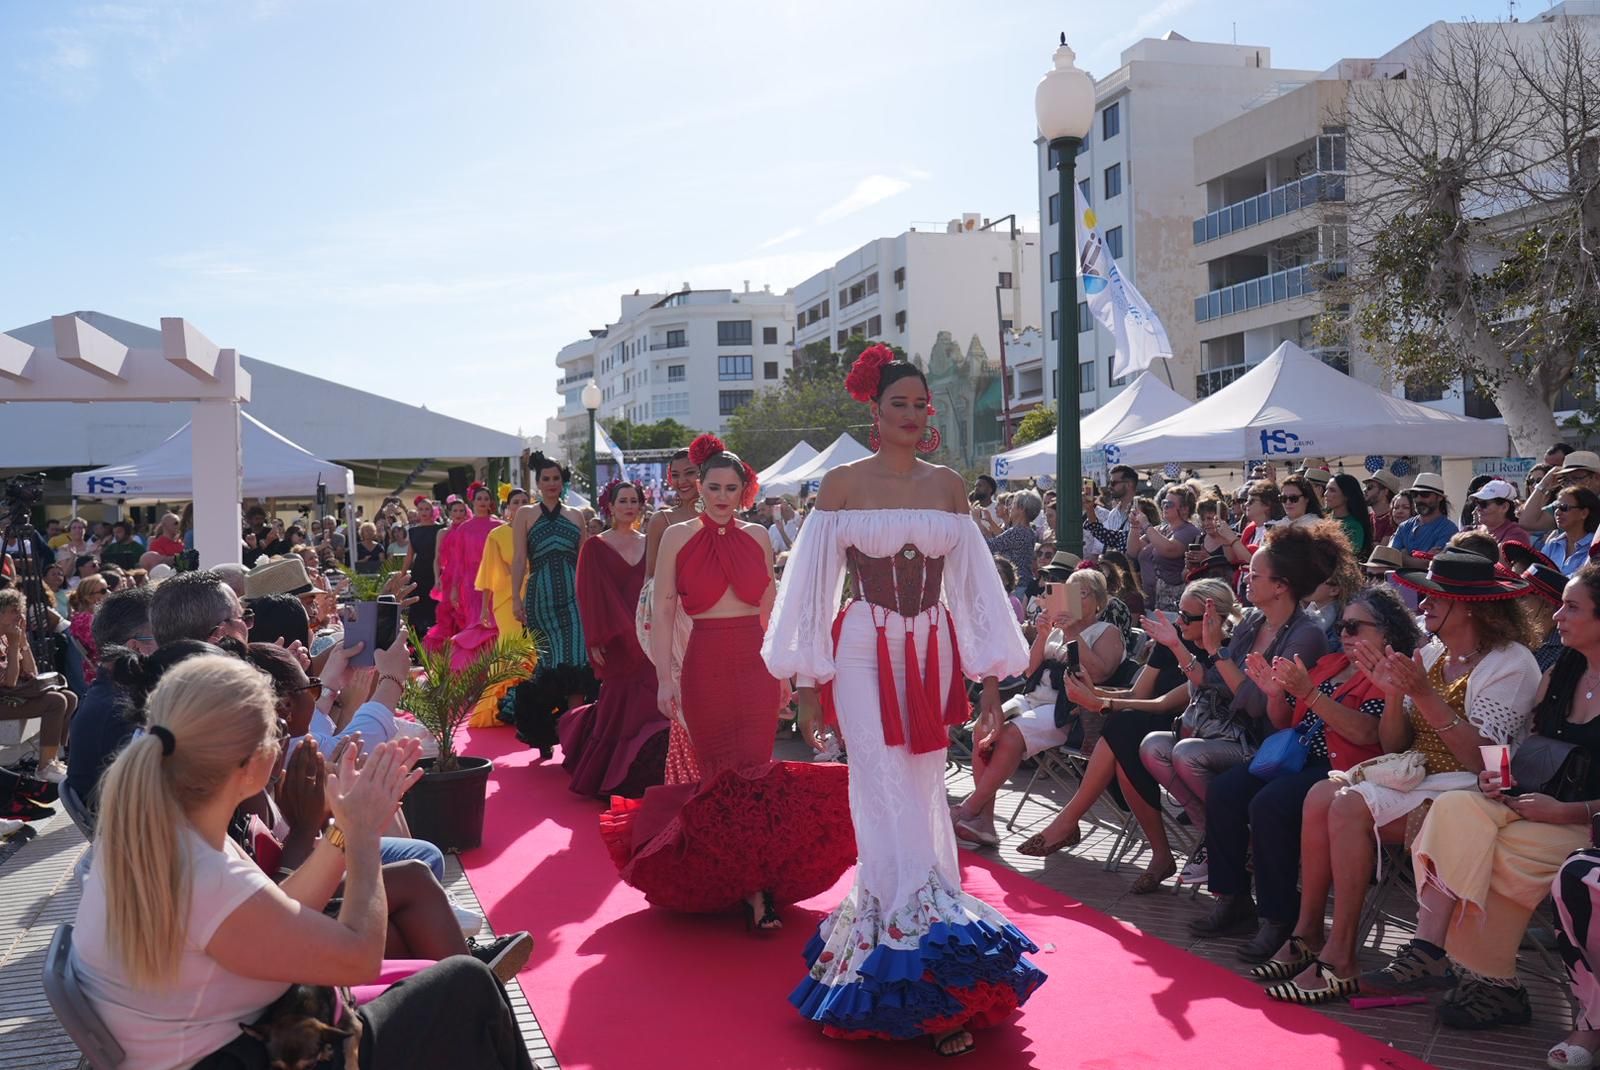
1391;546;1531;602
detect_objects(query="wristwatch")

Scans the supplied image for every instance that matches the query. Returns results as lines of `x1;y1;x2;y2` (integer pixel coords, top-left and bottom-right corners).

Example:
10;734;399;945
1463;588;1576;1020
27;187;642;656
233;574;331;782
324;825;347;852
1196;651;1218;669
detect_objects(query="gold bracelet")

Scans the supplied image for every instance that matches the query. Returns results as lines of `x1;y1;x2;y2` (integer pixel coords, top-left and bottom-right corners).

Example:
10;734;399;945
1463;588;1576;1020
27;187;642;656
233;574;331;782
324;825;347;852
1436;714;1465;733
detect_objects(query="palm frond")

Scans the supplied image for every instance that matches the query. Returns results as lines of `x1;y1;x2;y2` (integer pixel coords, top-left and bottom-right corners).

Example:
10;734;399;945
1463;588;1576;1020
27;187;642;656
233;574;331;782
401;627;540;771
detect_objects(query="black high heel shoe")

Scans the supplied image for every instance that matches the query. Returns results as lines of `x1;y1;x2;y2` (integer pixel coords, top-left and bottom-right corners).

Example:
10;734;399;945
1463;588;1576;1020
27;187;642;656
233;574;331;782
742;891;783;933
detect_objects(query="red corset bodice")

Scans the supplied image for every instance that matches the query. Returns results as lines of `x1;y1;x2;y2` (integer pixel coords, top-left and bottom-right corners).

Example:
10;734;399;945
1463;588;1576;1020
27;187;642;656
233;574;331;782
677;514;770;615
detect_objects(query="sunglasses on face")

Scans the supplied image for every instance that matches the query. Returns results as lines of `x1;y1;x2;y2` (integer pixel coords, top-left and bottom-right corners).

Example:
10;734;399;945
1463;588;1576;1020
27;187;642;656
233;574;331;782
1337;618;1377;636
1178;610;1204;624
1280;494;1304;504
1555;504;1585;513
1413;491;1440;500
288;677;324;703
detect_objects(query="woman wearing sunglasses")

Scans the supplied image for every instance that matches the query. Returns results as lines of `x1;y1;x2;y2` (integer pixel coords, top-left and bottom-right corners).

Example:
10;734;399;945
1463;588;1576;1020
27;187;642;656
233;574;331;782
1544;486;1600;577
1276;475;1325;530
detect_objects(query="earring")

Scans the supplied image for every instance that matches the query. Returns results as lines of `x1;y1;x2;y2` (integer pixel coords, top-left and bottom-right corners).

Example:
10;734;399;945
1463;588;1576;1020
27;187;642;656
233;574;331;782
917;425;941;455
868;420;882;452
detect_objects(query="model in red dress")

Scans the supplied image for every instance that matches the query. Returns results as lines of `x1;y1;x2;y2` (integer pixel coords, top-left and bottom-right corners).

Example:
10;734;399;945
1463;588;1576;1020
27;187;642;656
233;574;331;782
559;481;669;797
600;436;855;930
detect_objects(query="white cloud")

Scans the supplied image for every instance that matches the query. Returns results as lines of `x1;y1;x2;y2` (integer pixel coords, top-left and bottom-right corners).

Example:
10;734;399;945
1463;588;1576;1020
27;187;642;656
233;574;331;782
759;226;806;249
816;175;914;224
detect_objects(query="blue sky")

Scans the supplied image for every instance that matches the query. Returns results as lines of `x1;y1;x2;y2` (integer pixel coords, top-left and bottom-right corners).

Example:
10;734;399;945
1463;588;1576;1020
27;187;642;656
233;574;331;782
0;0;1520;440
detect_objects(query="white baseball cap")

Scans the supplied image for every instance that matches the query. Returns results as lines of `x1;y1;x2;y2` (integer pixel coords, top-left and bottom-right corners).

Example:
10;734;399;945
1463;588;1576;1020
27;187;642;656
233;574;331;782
1469;479;1518;502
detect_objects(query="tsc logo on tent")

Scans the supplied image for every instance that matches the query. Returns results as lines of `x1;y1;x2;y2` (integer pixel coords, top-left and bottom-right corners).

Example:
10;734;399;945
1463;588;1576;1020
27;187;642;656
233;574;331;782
84;476;129;494
1258;430;1303;456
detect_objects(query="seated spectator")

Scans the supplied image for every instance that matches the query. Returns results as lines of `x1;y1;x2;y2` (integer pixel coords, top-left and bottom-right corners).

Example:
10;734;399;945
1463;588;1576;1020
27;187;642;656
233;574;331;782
72;654;537;1069
1366;470;1403;544
1388;489;1415;535
1099;549;1145;620
68;574;111;684
42;562;70;617
1276;474;1324;530
355;522;387;575
1018;578;1242;884
0;588;80;785
1131;484;1200;612
952;567;1125;847
986;490;1040;598
1392;473;1458;563
67;553;99;591
248;592;313;649
1469;479;1533;547
65;586;157;809
1460;475;1496;528
54;518;96;570
1520;563;1568;672
1225;480;1284;574
212;563;249;600
1523;450;1600;536
1155;523;1338;933
1323;473;1375;560
150;569;252;647
1265;548;1541;1005
1300;551;1364;652
993;556;1023;623
99;521;144;571
146;512;186;563
1392;565;1600;1031
1544;486;1600;577
1211;587;1421;965
386;519;411;560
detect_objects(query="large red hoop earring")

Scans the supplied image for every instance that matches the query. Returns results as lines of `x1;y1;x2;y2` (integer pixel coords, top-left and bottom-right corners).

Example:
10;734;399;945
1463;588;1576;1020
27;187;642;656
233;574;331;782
868;419;882;452
917;425;941;454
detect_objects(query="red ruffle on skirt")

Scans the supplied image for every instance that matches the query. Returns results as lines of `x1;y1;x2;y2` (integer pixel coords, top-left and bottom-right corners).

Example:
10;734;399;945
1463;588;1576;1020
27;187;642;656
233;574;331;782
600;761;856;913
558;660;669;798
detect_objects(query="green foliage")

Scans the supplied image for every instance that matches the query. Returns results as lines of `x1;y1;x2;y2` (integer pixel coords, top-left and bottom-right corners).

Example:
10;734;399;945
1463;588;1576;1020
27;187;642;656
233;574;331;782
1011;404;1057;447
402;629;540;771
333;557;404;603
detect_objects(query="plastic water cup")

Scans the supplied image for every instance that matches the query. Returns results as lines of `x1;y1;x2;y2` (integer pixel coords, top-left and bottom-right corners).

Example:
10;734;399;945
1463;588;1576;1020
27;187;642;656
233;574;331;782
1479;744;1510;788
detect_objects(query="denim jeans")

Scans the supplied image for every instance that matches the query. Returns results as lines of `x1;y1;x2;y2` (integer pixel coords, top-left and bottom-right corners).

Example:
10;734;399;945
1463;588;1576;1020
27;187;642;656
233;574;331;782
379;837;444;882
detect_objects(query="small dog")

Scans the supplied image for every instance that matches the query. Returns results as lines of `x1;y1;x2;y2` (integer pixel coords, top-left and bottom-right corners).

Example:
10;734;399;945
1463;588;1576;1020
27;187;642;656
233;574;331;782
240;984;362;1069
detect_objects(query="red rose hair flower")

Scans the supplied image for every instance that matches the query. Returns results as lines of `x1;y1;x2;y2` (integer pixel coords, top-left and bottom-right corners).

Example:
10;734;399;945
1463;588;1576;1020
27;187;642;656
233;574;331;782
466;481;488;500
845;343;896;403
688;432;726;467
740;462;759;510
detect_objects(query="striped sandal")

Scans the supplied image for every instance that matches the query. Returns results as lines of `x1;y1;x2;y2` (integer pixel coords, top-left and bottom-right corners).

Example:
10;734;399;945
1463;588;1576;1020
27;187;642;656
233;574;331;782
1250;936;1316;981
1265;961;1358;1005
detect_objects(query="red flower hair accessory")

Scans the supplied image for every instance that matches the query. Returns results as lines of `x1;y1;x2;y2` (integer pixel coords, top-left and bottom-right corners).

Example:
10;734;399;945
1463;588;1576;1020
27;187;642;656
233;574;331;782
741;462;759;510
597;477;642;522
466;481;488;501
412;494;429;507
845;343;896;403
688;432;726;467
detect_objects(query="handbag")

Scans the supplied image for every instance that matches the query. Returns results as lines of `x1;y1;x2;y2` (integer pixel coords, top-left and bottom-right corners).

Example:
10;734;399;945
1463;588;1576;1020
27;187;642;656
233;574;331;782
1249;721;1317;779
1511;734;1593;803
1329;750;1427;792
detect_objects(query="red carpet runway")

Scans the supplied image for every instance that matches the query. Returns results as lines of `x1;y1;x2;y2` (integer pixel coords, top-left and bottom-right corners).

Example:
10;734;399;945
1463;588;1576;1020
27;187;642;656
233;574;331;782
458;727;1432;1070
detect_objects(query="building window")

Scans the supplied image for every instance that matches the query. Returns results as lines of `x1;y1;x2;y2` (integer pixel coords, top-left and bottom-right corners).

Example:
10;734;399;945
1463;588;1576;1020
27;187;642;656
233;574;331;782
1077;300;1090;333
1105;225;1124;259
1104;163;1122;200
764;361;779;380
998;271;1013;288
717;320;752;346
1108;358;1127;388
1048;193;1059;225
838;287;849;308
1050;309;1058;341
866;273;878;294
893;267;905;290
718;390;754;416
665;329;685;348
1078;177;1091;205
849;281;866;305
1079;362;1095;394
894;310;906;331
718;355;753;381
667;364;685;383
867;315;881;336
654;392;690;418
1102;102;1120;140
762;326;778;345
1049;251;1061;282
837;329;848;348
821;298;830;317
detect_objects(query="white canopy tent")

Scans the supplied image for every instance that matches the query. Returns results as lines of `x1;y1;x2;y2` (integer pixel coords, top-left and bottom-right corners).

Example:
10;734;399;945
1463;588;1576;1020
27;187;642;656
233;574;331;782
762;433;872;497
72;412;356;501
990;371;1188;480
1109;342;1509;465
755;440;819;488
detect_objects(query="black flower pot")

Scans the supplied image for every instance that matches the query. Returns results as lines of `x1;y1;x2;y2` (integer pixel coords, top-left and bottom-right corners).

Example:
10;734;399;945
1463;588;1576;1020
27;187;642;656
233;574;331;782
400;755;493;853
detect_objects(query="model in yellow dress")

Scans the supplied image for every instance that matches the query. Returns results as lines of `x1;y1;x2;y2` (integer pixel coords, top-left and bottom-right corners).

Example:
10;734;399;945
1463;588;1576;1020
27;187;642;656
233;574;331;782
468;485;531;726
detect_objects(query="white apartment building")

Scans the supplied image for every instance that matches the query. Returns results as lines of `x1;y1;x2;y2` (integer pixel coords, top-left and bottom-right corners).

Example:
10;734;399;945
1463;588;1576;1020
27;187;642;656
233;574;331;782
553;286;794;440
790;216;1040;371
1029;33;1319;420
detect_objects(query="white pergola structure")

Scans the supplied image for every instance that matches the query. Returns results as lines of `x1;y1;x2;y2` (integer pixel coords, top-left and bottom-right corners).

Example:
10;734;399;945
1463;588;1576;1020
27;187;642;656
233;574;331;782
0;314;250;566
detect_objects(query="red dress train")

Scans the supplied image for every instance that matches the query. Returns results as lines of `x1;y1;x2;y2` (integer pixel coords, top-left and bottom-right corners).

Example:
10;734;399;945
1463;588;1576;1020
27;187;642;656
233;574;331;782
600;516;855;912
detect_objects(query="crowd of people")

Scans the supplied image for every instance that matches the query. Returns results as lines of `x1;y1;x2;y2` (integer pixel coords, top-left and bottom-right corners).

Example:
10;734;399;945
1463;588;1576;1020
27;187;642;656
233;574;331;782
14;391;1600;1065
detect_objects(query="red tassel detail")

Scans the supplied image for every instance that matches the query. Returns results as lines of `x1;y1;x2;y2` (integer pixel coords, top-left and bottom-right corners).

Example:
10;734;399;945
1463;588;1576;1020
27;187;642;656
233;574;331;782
818;605;848;728
876;614;905;747
942;609;969;727
904;626;941;754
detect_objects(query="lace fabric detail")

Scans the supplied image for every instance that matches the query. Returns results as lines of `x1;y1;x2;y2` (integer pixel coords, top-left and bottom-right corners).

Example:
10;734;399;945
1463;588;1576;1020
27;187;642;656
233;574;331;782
1409;640;1541;748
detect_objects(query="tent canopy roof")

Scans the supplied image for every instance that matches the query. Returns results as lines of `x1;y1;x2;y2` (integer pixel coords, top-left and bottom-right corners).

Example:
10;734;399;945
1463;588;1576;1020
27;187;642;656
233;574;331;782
71;412;356;501
1109;342;1508;466
991;372;1188;479
755;440;819;487
763;433;871;496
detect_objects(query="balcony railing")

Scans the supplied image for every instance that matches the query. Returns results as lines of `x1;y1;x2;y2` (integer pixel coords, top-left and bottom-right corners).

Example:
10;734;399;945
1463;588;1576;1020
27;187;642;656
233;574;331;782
1193;172;1345;246
1193;261;1345;323
648;340;688;351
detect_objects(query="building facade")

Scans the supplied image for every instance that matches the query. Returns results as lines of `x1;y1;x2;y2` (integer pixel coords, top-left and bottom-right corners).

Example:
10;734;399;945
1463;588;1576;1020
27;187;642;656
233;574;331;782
553;286;794;442
1030;33;1319;421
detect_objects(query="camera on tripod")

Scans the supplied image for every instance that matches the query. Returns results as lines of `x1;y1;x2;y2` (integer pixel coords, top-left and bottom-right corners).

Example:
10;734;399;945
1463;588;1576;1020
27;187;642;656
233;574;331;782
3;474;44;534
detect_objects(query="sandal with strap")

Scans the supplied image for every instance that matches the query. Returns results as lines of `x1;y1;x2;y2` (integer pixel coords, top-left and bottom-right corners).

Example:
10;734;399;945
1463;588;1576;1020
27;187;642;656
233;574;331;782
1250;936;1317;981
1018;822;1081;857
933;1029;975;1058
742;892;783;933
1130;858;1177;895
1265;961;1357;1005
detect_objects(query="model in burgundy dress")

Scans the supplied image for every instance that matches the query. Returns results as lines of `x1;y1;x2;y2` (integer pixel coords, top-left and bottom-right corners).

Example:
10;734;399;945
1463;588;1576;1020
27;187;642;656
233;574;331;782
600;438;855;927
559;485;669;798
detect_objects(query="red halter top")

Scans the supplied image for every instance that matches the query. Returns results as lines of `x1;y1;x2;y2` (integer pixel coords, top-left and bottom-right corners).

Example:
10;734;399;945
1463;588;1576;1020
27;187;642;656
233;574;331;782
676;514;770;615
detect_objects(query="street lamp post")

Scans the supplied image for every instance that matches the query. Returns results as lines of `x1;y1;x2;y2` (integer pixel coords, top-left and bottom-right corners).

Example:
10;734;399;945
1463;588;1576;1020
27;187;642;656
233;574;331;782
581;380;602;501
1036;34;1095;558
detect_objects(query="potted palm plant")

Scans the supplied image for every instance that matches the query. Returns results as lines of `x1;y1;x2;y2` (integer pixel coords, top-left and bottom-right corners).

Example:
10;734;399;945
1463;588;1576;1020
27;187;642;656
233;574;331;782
399;629;538;851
